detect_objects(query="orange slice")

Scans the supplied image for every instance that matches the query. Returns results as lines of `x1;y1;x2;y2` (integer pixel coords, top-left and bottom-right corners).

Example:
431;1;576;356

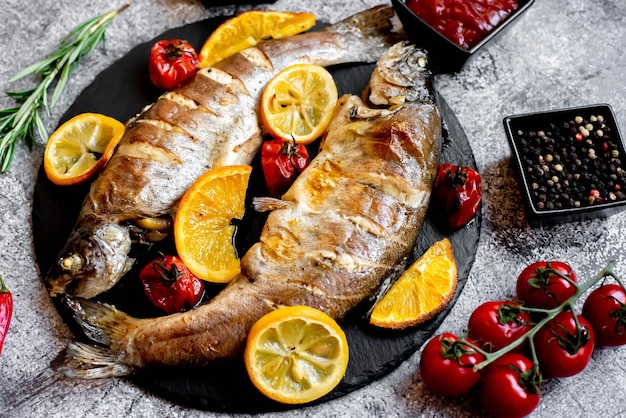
174;165;252;283
260;63;338;145
43;113;125;186
244;306;349;404
370;238;458;329
198;10;316;68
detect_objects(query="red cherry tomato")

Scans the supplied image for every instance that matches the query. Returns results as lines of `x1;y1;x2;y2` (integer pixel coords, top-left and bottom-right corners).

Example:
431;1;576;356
582;283;626;347
534;311;595;378
148;39;199;90
261;137;309;196
467;301;533;352
139;255;204;314
516;261;578;309
479;353;541;418
432;163;482;231
419;332;484;398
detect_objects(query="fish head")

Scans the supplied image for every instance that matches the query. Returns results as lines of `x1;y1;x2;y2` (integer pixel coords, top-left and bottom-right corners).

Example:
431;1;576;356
46;216;133;299
366;41;432;107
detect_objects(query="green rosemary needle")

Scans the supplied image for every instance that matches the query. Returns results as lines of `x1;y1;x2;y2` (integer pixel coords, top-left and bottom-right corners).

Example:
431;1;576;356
0;4;129;173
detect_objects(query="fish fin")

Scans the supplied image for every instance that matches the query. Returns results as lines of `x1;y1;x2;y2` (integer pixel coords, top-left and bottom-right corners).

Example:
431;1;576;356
62;342;131;378
253;196;291;212
66;296;134;346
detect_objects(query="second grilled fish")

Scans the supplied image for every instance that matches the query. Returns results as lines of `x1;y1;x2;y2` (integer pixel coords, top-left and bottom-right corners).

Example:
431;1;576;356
64;41;442;377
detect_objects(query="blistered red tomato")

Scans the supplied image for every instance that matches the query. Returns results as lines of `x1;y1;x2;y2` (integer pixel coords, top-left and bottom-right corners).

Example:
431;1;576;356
582;284;626;347
516;261;577;309
139;254;204;314
479;353;541;418
149;39;199;90
261;137;309;196
467;301;533;352
534;311;595;378
432;163;482;231
419;332;484;398
406;0;519;49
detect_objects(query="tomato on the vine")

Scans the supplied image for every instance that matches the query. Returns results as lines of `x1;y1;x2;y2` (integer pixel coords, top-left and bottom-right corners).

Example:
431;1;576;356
139;254;205;314
467;301;533;352
534;311;595;378
516;261;577;309
261;137;309;196
479;353;541;418
582;284;626;347
419;332;484;398
148;39;199;90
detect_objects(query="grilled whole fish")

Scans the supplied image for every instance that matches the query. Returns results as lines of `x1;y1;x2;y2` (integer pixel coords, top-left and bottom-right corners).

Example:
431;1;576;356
46;5;404;299
64;41;442;377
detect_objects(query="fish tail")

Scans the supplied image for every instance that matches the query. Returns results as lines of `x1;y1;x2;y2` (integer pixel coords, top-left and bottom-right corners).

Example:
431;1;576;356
62;297;135;378
325;5;405;58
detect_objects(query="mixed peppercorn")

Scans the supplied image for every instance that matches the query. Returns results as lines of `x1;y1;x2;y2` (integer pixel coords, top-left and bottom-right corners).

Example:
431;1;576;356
513;111;626;211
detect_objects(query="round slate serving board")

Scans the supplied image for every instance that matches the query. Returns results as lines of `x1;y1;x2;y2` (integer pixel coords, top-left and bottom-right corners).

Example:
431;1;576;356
32;16;480;413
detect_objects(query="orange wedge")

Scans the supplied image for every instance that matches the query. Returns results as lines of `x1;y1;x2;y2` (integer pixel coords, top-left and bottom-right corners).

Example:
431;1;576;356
174;165;252;283
260;63;338;145
198;10;316;68
244;306;349;404
44;113;125;186
370;238;458;329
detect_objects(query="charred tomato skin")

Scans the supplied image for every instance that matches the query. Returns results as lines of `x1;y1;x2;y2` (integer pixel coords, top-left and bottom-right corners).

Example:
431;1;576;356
534;311;595;378
432;163;482;231
139;254;205;314
516;261;577;309
261;137;309;196
467;301;533;353
479;353;541;418
582;283;626;347
149;39;199;90
419;332;484;398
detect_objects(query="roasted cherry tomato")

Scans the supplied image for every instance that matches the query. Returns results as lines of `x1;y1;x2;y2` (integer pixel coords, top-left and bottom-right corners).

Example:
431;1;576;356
419;332;484;398
467;301;533;353
432;163;482;231
139;255;204;314
148;39;199;90
479;353;541;418
582;283;626;347
261;137;309;196
516;261;577;309
534;311;595;378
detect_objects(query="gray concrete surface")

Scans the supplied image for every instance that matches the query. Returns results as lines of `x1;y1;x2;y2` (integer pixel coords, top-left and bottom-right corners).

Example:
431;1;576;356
1;0;626;416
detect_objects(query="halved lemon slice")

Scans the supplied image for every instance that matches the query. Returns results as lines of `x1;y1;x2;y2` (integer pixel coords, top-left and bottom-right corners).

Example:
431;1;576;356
244;305;349;404
43;113;125;186
261;63;338;145
174;165;252;283
370;238;458;329
198;10;316;68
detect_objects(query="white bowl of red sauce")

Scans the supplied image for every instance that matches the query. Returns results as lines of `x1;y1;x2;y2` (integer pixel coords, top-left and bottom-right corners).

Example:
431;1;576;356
392;0;535;73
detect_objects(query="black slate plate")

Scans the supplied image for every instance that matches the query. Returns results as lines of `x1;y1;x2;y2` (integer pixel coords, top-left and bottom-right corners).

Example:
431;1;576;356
32;16;480;413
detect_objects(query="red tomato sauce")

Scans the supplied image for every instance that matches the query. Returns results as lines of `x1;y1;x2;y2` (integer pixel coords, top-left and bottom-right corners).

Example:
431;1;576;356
406;0;519;50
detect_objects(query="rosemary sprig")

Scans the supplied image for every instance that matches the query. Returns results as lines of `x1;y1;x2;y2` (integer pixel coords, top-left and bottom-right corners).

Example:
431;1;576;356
0;4;129;173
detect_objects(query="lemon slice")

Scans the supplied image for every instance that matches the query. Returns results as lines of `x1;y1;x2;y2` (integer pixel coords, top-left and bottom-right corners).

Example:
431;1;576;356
199;10;316;68
261;63;338;145
244;305;349;404
174;165;252;283
370;238;458;329
43;113;125;185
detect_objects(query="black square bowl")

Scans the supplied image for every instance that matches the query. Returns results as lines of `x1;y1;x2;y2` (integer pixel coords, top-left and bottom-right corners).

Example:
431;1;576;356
392;0;535;73
504;104;626;226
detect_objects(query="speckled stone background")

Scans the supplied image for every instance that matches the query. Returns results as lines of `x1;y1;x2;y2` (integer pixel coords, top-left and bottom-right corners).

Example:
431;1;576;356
1;0;626;417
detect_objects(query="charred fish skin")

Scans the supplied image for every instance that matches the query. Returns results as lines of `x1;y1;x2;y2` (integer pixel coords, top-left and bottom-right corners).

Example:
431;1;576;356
45;5;404;299
63;41;441;378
